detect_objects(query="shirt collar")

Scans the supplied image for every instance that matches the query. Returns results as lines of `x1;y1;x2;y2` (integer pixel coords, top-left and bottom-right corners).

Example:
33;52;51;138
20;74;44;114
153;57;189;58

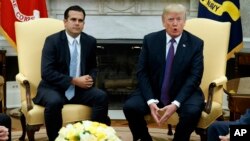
65;31;81;45
166;33;182;44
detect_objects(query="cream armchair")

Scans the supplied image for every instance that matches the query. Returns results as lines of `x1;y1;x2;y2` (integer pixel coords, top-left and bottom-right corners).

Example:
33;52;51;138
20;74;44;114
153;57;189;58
15;18;92;141
145;18;230;141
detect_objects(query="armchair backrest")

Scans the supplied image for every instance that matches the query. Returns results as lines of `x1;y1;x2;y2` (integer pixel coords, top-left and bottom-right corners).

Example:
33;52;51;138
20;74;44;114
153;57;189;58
15;18;64;101
184;18;230;104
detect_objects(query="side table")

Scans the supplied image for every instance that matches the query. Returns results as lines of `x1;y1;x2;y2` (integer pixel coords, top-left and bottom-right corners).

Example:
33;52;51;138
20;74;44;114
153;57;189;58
224;77;250;121
234;48;250;78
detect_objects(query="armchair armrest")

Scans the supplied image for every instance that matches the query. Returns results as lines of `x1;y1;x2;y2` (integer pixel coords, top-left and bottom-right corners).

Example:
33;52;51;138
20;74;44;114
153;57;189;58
16;73;33;111
0;76;4;86
205;76;227;114
211;76;227;86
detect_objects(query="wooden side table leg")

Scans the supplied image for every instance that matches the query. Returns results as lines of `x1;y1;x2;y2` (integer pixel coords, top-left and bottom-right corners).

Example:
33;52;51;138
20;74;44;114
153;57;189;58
234;53;239;78
230;111;234;121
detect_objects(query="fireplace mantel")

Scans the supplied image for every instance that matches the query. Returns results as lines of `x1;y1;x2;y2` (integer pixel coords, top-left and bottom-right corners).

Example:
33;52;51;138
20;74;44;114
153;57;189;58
97;38;142;45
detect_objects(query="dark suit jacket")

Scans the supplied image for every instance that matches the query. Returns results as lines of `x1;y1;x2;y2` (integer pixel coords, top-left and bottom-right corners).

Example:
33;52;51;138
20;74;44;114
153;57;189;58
33;30;97;103
233;108;250;125
137;29;204;104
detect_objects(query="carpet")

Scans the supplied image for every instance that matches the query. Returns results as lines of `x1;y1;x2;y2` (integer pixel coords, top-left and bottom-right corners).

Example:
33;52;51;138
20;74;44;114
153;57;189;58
11;127;200;141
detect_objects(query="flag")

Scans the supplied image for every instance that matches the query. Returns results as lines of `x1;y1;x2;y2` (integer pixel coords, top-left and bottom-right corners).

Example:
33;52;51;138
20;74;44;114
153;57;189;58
198;0;243;59
0;0;48;49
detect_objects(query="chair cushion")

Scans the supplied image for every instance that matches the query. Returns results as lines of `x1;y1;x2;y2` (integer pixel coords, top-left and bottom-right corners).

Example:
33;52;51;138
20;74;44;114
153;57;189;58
21;101;92;125
197;101;222;129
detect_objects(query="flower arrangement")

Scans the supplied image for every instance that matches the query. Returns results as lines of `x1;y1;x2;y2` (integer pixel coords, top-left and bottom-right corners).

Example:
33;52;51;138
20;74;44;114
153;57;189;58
55;120;121;141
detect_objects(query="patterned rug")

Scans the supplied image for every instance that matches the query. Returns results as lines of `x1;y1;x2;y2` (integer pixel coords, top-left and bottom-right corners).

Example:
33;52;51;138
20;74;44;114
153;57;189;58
11;127;200;141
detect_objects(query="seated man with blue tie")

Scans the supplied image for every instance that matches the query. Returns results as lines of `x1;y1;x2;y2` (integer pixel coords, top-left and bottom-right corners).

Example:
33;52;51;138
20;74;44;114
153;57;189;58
123;3;205;141
33;5;110;141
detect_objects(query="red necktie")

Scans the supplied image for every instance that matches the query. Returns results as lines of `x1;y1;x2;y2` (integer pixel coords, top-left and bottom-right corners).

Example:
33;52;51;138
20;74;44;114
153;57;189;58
161;38;175;105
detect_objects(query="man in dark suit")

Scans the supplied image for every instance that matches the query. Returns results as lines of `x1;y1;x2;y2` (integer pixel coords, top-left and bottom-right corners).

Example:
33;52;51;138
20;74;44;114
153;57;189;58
33;5;110;141
123;3;205;141
208;108;250;141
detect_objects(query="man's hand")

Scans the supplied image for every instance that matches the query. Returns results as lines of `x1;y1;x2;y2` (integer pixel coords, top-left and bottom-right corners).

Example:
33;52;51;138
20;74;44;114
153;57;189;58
149;103;161;125
219;134;230;141
72;75;93;89
0;126;9;141
158;103;177;125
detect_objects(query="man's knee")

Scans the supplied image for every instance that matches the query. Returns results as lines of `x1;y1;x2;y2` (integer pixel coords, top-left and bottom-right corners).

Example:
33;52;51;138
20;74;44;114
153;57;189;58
178;106;202;123
95;89;108;103
45;99;64;111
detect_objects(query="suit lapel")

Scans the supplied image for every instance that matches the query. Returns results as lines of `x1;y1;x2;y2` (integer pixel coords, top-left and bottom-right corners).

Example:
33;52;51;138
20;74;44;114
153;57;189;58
159;30;167;85
173;31;188;66
170;31;188;82
61;31;71;68
160;30;167;67
80;34;86;75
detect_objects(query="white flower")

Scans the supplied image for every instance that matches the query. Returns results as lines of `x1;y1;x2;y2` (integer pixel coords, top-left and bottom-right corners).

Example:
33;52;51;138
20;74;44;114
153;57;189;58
55;120;121;141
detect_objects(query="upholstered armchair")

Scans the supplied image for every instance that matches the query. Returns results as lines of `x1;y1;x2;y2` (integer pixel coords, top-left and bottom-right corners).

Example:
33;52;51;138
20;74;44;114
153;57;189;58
15;18;92;141
145;18;231;141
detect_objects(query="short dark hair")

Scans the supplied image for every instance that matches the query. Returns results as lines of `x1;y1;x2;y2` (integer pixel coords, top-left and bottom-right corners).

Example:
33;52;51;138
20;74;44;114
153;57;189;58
64;5;86;20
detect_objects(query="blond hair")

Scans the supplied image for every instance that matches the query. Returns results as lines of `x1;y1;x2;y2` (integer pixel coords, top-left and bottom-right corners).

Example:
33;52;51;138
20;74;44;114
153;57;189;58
162;3;187;20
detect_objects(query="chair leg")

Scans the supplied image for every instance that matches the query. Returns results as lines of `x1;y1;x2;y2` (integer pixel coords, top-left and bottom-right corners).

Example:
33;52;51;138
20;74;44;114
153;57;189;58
167;124;174;135
195;128;207;141
195;115;225;141
26;125;41;141
19;113;26;141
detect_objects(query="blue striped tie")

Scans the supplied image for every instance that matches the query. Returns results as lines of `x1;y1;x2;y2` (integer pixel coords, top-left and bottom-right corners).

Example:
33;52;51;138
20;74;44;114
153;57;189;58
161;38;175;105
65;39;78;100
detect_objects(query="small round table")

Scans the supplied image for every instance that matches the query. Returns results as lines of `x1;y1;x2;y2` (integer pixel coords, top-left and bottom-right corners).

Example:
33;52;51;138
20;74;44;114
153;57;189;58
224;77;250;121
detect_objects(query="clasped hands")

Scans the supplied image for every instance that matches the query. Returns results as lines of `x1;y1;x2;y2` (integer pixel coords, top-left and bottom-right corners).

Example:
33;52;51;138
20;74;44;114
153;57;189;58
72;75;94;89
0;126;9;141
149;103;177;126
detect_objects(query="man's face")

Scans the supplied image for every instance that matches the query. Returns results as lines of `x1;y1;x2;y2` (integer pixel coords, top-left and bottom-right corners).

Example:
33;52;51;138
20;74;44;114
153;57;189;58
162;12;185;38
64;10;84;38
